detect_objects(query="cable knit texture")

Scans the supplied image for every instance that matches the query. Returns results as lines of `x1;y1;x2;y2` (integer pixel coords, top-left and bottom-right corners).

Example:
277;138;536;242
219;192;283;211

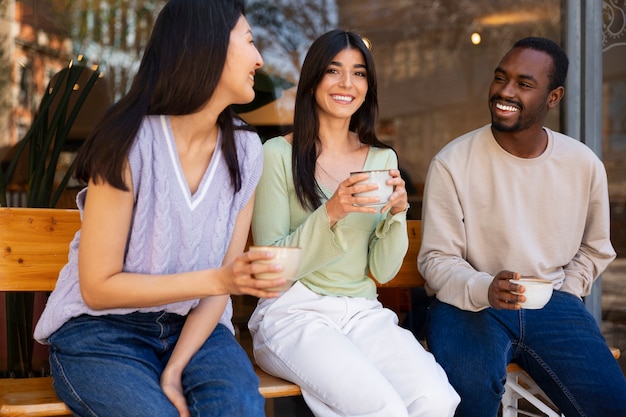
35;115;263;343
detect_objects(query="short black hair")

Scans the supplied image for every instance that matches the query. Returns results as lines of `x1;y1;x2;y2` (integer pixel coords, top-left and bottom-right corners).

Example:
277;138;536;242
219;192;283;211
513;37;569;91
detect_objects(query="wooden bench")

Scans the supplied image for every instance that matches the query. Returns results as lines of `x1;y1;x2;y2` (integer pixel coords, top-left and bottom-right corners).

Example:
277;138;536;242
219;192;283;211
0;208;620;416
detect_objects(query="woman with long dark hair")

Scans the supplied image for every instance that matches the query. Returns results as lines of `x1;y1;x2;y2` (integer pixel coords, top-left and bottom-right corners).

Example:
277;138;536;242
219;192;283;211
34;1;283;415
248;30;460;417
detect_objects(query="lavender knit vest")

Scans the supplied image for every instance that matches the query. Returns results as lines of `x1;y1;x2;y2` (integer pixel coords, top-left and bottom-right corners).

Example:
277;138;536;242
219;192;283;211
35;115;263;343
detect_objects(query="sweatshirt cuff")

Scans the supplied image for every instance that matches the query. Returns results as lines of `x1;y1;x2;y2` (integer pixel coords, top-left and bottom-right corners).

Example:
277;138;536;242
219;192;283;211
468;273;494;309
559;275;585;299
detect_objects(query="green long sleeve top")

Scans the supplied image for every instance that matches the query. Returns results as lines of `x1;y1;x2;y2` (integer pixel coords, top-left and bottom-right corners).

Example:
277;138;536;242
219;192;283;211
252;136;408;300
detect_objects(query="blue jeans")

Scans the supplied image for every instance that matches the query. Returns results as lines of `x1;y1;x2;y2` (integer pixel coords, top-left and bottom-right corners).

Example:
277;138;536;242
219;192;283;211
427;291;626;417
48;312;264;417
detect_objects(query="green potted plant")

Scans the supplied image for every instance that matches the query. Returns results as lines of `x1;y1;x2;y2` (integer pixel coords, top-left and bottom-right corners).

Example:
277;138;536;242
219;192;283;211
1;59;102;377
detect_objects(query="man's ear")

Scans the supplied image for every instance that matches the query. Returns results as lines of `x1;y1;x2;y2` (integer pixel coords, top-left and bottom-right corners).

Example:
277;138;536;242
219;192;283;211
547;86;565;109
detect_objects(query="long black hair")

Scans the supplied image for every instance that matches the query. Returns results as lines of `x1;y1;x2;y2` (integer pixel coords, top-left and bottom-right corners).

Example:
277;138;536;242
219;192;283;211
75;0;248;192
292;30;390;211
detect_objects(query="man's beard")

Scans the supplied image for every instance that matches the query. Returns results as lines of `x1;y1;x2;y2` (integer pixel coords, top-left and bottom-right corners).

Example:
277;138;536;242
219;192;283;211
491;119;521;133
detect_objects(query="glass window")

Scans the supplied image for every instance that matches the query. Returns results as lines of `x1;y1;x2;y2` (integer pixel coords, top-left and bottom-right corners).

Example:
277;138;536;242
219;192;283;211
601;0;626;375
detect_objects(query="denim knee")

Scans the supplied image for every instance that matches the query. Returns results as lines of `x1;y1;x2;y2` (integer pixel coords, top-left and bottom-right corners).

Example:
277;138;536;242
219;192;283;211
184;324;265;417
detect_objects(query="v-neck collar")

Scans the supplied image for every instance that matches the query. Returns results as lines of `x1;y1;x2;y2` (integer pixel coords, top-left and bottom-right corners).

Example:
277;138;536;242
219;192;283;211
318;145;373;198
160;115;222;211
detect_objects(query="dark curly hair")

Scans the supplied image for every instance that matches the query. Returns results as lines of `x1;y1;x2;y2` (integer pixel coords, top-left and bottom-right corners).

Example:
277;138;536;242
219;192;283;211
513;37;569;91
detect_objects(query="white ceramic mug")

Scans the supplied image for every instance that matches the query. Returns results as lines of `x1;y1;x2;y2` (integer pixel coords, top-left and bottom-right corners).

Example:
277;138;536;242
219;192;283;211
249;246;302;292
350;169;393;206
510;277;553;309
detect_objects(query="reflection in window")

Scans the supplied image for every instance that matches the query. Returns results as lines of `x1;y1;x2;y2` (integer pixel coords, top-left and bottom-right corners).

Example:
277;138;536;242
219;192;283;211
606;81;626;151
18;61;33;108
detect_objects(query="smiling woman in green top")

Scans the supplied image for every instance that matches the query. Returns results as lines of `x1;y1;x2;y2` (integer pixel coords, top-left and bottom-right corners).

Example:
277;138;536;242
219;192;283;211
248;30;460;417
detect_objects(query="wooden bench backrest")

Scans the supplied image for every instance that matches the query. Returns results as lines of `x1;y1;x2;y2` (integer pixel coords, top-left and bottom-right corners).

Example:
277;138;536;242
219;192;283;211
376;219;424;288
0;208;424;291
0;207;81;292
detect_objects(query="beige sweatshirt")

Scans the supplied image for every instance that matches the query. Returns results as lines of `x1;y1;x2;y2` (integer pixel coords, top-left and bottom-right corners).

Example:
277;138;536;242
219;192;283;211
418;125;616;311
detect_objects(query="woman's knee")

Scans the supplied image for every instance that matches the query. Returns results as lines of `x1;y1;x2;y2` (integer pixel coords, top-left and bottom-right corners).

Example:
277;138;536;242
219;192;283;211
185;339;264;416
187;380;264;417
408;383;460;417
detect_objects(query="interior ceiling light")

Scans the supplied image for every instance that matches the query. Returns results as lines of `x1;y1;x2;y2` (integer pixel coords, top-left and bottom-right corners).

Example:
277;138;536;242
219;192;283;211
478;9;551;26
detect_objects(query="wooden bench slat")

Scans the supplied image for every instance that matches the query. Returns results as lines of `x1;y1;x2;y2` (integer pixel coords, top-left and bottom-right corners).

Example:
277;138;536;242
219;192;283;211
0;368;304;416
0;208;80;292
0;377;72;416
256;366;302;398
376;220;424;288
611;346;621;359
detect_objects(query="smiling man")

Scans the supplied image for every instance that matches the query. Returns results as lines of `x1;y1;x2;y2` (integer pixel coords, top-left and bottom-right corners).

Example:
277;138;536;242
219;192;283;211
417;37;626;417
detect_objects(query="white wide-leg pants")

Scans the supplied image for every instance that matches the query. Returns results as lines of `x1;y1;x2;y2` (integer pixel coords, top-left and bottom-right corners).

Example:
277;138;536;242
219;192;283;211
248;282;460;417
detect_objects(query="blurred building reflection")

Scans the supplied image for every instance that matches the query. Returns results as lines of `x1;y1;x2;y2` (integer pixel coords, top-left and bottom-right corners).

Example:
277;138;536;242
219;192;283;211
338;0;564;195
